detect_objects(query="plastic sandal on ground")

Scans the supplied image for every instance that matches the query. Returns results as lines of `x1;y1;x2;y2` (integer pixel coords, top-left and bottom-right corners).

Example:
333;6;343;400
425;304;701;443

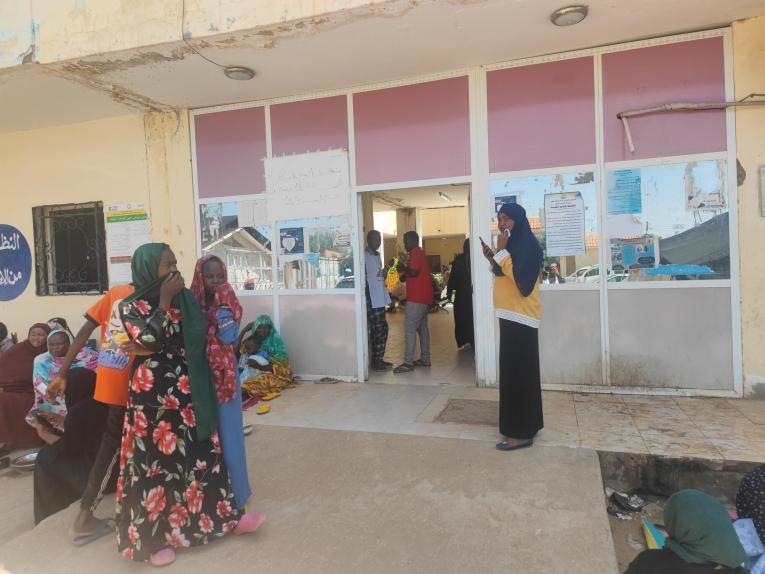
234;511;267;536
150;548;176;567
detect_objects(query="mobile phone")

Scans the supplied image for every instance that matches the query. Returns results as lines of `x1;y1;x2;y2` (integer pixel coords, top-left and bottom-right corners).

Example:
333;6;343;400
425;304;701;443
479;237;488;247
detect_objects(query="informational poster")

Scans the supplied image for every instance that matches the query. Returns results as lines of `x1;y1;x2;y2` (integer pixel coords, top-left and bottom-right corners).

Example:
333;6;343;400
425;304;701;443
104;203;151;286
607;169;642;215
544;192;586;257
0;224;31;301
199;202;239;248
265;150;351;220
610;235;659;271
279;227;305;256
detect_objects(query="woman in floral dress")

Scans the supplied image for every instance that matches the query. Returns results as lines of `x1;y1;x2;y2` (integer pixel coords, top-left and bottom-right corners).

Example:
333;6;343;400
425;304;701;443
116;243;264;566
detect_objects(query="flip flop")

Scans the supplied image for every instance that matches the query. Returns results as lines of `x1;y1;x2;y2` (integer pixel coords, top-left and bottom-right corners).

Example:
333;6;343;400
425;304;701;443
243;424;255;436
256;404;271;415
71;518;114;547
262;391;280;401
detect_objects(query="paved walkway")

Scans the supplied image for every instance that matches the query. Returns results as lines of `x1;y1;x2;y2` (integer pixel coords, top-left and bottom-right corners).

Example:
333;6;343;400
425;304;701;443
252;382;765;463
0;426;617;574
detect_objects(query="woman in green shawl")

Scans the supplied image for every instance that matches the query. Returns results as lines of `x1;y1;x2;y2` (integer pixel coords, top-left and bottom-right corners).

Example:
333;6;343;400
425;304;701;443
625;489;746;574
115;244;265;566
238;315;294;398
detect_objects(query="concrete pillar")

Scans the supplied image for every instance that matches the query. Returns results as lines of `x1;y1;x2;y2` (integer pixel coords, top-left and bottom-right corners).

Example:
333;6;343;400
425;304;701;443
395;207;420;253
360;193;375;239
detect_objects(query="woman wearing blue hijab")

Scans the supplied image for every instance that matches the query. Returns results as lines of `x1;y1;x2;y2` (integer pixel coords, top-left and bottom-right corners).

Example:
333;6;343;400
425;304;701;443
482;203;544;451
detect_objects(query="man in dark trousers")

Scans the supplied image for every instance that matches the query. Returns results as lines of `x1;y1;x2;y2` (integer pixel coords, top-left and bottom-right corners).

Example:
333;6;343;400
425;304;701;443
365;230;392;371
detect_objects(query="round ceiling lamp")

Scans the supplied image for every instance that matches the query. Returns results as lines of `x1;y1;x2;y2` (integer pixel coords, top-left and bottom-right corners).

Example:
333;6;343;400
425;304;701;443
550;5;588;26
224;66;256;81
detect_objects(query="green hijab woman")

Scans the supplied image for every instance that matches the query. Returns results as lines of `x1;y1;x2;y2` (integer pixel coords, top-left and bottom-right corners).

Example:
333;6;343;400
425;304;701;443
665;489;745;568
124;243;218;440
626;489;746;573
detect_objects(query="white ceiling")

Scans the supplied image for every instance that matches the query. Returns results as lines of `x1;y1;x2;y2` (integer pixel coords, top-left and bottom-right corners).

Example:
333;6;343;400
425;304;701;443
2;0;765;133
372;185;470;211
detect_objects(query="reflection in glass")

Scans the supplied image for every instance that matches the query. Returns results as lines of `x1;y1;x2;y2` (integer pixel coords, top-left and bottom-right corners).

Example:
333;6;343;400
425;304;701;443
606;159;729;281
490;171;598;285
277;216;354;290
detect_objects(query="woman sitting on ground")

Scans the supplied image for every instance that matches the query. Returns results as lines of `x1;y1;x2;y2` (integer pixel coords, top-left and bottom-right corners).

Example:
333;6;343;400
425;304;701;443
27;329;98;438
33;368;108;524
237;316;294;398
0;323;51;450
625;489;746;574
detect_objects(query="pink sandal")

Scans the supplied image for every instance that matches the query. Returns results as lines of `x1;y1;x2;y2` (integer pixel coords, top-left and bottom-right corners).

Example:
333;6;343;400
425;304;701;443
150;547;176;567
234;511;267;535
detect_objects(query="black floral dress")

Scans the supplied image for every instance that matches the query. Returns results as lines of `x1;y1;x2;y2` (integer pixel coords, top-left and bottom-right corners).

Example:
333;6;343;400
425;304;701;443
116;298;240;562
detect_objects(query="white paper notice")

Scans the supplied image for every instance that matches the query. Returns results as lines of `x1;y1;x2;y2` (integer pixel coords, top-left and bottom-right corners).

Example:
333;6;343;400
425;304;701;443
608;213;645;240
265;150;351;220
104;203;151;286
544;192;586;257
237;198;269;228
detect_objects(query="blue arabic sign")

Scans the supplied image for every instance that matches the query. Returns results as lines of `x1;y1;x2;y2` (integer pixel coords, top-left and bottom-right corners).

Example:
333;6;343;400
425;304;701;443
0;225;32;301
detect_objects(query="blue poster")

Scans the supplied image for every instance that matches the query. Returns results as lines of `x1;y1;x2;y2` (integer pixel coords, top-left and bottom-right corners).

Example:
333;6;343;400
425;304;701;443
0;225;32;301
607;169;642;215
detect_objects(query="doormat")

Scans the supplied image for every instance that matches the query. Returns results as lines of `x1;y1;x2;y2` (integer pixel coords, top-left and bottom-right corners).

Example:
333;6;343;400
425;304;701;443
436;399;498;426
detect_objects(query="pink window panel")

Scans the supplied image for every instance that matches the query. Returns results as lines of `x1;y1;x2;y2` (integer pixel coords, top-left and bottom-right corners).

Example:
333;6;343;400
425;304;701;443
602;37;726;162
271;96;348;156
353;76;471;185
194;107;267;198
488;57;596;172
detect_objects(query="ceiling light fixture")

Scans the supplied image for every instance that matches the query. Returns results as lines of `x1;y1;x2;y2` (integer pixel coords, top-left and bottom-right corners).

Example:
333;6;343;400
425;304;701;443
550;5;588;26
439;192;452;203
224;66;256;81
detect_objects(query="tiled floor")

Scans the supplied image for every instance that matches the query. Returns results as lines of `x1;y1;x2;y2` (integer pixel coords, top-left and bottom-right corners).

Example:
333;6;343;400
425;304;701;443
251;382;765;463
366;308;476;386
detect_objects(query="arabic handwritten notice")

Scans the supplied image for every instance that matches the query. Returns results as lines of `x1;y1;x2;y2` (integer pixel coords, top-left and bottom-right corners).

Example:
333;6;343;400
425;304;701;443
265;150;351;221
607;169;642;215
0;224;32;301
544;192;586;257
104;203;151;286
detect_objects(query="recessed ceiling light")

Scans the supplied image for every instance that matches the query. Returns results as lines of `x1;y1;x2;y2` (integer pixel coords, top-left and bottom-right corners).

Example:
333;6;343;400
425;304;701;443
550;5;588;26
224;66;256;81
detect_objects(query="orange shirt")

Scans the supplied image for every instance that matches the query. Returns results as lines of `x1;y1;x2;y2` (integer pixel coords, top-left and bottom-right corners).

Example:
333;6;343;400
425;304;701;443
85;284;135;406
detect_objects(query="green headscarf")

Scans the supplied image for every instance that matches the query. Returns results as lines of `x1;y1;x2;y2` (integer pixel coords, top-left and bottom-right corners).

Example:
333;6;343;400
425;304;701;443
251;315;289;364
124;243;218;440
664;489;746;568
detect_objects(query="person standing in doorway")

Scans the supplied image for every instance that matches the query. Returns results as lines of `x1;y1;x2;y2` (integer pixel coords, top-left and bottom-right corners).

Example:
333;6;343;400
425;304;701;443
365;230;392;371
48;282;135;545
394;231;433;374
447;238;475;350
482;203;544;451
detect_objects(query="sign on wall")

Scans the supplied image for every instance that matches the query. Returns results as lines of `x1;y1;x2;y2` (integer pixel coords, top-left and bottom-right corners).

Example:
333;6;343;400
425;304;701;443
265;149;351;221
544;192;586;257
104;203;151;286
0;225;32;301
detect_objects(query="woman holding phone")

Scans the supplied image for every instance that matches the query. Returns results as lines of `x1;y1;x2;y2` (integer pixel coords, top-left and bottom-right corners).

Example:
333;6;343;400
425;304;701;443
481;203;544;451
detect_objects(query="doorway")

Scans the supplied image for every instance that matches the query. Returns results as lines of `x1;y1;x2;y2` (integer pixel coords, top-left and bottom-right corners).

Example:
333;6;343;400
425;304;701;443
359;184;476;386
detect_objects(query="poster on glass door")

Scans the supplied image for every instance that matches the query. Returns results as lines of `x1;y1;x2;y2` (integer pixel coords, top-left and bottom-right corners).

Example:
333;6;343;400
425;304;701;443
544;192;586;257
